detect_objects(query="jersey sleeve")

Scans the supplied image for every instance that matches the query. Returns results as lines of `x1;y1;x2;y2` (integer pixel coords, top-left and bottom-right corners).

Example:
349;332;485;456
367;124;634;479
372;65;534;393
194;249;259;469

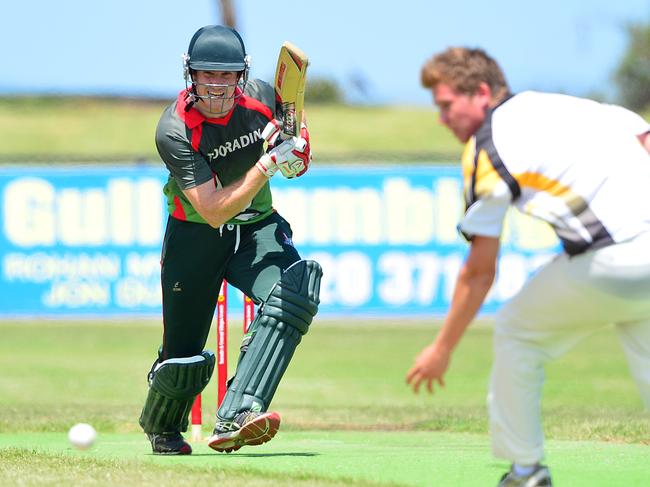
244;79;277;118
155;105;214;190
458;124;518;240
458;184;512;239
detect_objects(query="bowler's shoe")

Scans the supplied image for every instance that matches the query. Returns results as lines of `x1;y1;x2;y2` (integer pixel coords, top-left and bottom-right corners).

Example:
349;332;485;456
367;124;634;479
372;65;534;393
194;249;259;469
497;465;552;487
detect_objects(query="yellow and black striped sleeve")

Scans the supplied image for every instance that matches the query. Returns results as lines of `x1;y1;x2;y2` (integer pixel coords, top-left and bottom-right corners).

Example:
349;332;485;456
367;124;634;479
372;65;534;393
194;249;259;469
457;107;520;241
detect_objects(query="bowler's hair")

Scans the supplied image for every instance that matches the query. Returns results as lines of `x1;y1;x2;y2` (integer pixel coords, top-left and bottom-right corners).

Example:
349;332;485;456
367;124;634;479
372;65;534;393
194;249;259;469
421;47;510;101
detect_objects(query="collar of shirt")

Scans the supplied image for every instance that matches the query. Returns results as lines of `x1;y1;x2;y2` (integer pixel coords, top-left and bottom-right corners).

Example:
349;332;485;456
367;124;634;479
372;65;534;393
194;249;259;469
175;87;243;128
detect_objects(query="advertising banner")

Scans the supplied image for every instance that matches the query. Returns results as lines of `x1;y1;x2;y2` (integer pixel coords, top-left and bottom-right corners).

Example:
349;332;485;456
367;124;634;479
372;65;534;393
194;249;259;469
0;165;559;317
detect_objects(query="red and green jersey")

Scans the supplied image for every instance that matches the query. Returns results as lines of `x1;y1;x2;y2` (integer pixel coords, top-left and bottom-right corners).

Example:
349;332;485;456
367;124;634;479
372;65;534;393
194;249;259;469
156;79;277;224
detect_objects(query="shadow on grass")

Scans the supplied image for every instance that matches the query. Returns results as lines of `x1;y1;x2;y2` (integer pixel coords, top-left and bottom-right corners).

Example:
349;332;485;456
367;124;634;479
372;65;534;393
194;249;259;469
195;452;320;458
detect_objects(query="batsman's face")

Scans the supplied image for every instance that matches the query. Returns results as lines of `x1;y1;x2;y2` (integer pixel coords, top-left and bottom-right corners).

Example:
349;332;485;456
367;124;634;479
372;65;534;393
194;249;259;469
193;70;239;116
433;83;488;143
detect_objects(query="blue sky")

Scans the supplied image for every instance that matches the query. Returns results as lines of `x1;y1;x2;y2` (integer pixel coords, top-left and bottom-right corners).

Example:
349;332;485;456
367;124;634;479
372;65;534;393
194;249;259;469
1;0;648;105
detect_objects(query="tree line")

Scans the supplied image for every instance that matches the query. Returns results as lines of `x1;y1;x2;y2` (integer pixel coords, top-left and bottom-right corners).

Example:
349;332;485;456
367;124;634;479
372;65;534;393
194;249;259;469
615;22;650;111
305;22;650;110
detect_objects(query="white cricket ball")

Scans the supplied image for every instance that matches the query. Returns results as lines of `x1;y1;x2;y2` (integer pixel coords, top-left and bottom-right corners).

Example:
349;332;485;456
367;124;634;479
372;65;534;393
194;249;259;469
68;423;97;450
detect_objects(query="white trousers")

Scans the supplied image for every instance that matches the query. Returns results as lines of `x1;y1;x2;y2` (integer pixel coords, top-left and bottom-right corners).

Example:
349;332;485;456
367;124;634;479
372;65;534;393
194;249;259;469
489;232;650;465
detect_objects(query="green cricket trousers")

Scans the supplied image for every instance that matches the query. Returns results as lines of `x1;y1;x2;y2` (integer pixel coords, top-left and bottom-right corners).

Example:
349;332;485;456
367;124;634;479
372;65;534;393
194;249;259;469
159;211;300;359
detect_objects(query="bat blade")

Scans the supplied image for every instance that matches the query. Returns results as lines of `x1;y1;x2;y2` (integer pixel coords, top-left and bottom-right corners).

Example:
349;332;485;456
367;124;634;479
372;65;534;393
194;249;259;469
274;41;309;138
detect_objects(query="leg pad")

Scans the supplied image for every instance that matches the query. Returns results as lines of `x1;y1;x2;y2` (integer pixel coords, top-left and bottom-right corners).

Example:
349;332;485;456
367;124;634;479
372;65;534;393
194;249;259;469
217;260;322;419
139;351;215;433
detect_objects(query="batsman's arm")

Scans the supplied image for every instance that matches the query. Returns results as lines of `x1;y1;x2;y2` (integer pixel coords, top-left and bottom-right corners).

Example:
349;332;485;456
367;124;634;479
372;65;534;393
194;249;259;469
182;117;310;227
182;166;270;229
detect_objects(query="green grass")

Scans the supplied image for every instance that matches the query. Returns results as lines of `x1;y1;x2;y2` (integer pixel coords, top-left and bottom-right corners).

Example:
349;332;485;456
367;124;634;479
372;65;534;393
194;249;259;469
0;97;163;161
1;96;646;164
0;97;461;163
0;319;648;486
306;105;461;161
3;432;650;487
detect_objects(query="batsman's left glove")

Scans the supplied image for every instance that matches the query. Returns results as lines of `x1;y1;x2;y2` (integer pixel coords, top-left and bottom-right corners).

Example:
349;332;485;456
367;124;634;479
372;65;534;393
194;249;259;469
256;122;311;179
261;119;282;146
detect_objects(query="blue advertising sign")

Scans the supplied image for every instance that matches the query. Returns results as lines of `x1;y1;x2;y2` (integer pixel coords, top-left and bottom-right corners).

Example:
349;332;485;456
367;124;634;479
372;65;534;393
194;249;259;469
0;165;559;317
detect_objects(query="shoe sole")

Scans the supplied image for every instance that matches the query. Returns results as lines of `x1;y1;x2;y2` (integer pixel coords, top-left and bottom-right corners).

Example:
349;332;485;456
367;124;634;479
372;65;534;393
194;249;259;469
152;448;192;455
147;434;192;455
207;412;281;453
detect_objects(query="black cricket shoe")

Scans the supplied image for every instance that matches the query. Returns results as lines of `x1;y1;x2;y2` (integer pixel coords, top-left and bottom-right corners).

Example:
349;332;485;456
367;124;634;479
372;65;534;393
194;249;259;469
146;432;192;455
497;465;552;487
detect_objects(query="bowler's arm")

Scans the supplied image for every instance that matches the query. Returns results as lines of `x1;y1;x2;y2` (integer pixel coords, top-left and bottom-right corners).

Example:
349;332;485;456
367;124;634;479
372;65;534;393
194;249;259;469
434;235;500;353
405;235;500;393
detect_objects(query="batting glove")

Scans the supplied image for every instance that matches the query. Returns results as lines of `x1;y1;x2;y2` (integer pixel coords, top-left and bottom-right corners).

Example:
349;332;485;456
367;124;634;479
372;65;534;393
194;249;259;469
256;123;312;179
288;123;312;178
261;119;282;146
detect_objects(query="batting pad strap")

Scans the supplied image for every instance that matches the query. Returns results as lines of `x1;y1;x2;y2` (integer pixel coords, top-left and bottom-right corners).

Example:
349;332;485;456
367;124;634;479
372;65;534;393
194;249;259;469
262;260;322;335
139;351;215;433
216;260;322;420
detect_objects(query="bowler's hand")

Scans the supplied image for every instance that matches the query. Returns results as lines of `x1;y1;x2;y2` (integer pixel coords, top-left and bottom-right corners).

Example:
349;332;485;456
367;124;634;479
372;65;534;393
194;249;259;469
406;343;450;394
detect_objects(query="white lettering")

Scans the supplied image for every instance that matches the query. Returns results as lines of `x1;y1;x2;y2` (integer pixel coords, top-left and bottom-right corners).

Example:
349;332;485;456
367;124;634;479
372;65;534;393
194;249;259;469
378;251;462;306
384;178;435;244
3;178;56;246
306;251;372;306
2;176;164;247
108;179;135;245
433;178;463;244
208;129;262;162
43;280;110;308
57;188;108;245
125;252;160;277
115;277;161;307
309;188;382;244
3;252;120;282
273;177;468;247
378;251;414;305
135;179;164;245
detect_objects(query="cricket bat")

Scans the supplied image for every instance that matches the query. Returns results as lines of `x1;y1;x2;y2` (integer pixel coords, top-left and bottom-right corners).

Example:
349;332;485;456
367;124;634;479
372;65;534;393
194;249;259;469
274;41;309;139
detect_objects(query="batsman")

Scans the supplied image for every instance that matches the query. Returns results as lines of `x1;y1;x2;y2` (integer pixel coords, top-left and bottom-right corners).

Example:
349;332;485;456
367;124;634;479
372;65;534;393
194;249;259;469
138;25;322;455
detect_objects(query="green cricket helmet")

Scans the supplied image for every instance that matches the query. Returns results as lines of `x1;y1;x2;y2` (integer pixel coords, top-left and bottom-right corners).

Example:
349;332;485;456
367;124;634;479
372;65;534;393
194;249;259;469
183;25;250;83
183;25;250;114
